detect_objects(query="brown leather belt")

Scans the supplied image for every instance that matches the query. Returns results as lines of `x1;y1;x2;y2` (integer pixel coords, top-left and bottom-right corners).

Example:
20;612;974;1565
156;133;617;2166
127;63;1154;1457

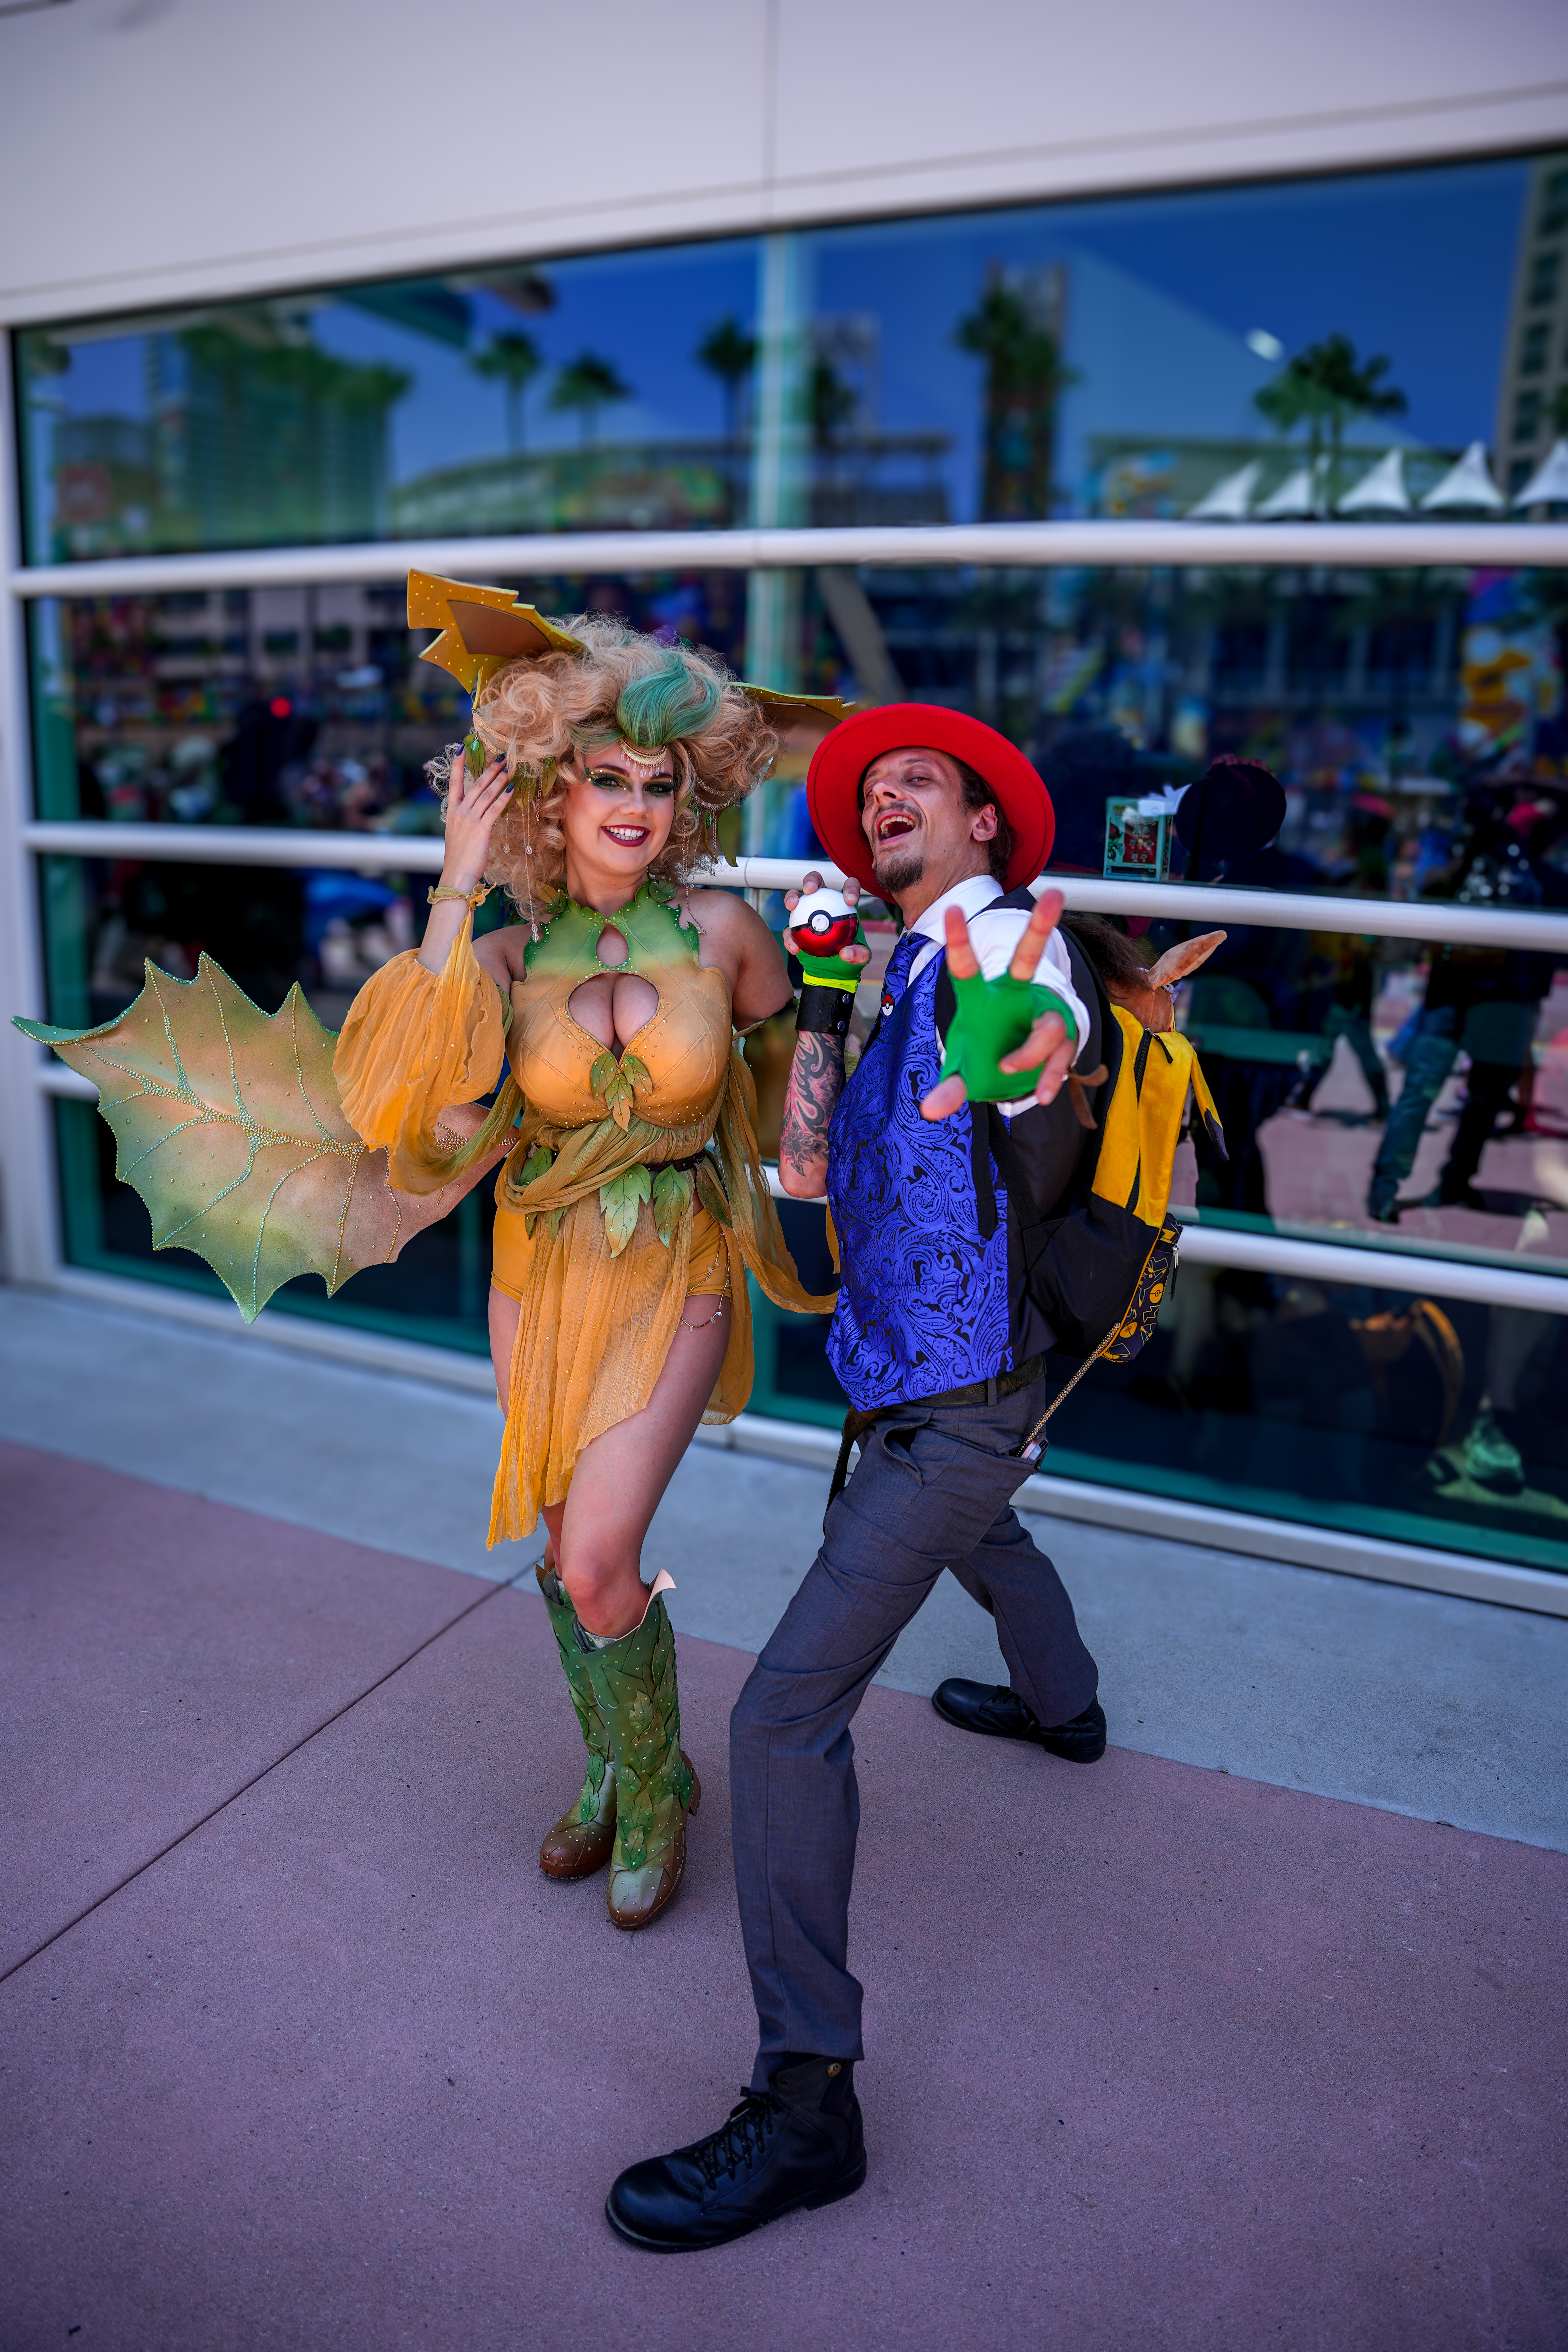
828;1355;1045;1503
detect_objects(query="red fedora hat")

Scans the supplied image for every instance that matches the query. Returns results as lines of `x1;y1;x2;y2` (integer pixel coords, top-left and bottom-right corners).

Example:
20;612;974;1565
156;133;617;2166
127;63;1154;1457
806;704;1054;895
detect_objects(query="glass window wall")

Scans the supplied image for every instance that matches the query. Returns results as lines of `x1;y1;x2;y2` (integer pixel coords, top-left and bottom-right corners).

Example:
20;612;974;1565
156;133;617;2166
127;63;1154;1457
18;151;1567;563
31;562;1568;1272
17;145;1568;1574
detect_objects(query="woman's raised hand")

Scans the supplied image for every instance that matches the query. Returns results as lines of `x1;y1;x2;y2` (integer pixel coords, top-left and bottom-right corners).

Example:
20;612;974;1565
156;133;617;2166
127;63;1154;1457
440;753;512;894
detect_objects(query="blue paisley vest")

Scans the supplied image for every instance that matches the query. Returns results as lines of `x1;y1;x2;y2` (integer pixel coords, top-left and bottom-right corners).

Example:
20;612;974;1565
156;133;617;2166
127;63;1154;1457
826;941;1013;1412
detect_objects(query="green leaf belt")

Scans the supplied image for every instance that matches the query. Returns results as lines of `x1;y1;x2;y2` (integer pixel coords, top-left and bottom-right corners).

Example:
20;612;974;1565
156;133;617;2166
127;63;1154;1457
517;1140;730;1256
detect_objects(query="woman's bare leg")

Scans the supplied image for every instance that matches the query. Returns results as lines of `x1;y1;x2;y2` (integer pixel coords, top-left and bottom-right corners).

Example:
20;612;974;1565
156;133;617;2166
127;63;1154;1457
489;1283;728;1630
489;1284;520;1414
552;1301;731;1637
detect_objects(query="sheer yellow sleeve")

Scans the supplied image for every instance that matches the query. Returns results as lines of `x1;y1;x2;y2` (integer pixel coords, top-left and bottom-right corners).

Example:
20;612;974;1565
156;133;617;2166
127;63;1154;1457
334;917;509;1194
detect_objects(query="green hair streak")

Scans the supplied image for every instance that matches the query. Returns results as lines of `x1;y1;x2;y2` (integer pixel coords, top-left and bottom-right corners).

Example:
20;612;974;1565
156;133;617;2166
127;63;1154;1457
615;652;721;750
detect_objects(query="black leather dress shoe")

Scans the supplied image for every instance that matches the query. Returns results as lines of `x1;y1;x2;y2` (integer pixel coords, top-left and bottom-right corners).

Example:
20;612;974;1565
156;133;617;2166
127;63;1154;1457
932;1678;1107;1762
606;2057;865;2251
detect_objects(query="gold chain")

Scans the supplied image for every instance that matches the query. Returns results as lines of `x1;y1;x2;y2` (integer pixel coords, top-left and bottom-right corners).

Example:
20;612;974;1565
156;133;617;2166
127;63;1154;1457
617;739;675;777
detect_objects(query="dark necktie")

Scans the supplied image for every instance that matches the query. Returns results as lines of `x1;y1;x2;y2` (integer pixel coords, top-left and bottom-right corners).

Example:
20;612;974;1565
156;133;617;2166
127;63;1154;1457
878;928;924;1022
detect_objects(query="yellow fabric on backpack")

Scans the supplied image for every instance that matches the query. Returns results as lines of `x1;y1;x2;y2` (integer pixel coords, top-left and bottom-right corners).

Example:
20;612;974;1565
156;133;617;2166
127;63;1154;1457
1090;1007;1221;1230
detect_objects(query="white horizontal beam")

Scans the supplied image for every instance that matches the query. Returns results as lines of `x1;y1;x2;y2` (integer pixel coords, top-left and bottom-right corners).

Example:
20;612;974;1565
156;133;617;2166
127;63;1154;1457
22;820;446;872
11;518;1568;599
1010;1469;1568;1620
719;858;1568;952
32;1053;1565;1315
34;1062;98;1099
35;1266;1568;1619
1045;874;1568;952
1172;1218;1568;1315
23;825;1568;952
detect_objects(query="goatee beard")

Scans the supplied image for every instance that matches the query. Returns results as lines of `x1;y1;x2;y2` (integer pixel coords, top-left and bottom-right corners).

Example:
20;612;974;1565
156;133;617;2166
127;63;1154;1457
873;842;925;896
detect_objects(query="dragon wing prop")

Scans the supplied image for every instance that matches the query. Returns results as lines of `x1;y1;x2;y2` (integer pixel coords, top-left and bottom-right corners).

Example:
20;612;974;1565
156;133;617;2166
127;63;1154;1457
15;957;403;1321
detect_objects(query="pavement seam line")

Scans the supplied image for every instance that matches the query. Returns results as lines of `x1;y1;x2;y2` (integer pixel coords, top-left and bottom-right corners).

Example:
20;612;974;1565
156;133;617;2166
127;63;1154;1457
0;1567;531;1991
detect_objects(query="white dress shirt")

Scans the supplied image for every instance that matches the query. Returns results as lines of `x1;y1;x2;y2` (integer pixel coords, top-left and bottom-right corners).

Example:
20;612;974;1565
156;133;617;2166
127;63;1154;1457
903;873;1089;1112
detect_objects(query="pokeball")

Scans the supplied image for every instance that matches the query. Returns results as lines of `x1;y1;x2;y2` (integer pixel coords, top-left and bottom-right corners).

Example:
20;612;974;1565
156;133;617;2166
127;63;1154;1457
792;887;860;958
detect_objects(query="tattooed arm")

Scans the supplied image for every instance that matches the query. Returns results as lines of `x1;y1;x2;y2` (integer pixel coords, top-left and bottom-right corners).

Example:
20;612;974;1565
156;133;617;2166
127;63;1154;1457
776;867;865;1199
778;1031;846;1198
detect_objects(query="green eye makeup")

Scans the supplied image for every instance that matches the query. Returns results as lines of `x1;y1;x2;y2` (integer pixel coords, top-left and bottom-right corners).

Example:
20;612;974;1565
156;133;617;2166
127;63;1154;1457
588;768;677;798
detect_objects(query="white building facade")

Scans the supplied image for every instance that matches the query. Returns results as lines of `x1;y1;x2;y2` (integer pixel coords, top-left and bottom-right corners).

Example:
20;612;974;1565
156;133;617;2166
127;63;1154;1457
4;0;1568;1603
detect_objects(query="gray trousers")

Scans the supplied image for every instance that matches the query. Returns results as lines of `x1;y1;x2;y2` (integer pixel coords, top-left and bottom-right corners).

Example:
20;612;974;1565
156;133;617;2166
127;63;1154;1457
729;1376;1099;2080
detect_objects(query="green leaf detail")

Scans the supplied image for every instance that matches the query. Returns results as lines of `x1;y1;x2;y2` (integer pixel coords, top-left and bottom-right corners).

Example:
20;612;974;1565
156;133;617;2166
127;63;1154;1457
590;1047;645;1133
518;1141;554;1235
463;732;486;777
694;1157;732;1228
13;957;394;1322
651;1164;693;1248
599;1162;652;1256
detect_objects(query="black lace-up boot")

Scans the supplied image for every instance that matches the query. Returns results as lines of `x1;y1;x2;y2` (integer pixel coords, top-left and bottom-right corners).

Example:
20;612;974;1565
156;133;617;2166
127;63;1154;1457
605;2056;865;2250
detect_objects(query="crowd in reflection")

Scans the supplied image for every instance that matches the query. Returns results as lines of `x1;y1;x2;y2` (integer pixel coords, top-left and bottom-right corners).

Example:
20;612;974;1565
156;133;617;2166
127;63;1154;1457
53;694;1568;1556
1025;728;1568;1237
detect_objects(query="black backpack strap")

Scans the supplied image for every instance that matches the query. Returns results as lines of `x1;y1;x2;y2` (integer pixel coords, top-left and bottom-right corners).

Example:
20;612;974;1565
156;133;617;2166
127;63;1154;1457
934;960;956;1042
985;1100;1036;1209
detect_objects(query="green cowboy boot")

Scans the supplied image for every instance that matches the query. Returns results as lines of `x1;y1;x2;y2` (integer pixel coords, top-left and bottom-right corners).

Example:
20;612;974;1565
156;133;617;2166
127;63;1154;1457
535;1554;618;1880
578;1592;701;1931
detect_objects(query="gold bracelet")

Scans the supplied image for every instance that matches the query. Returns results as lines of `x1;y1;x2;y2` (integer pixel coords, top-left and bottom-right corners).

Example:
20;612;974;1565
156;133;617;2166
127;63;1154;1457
427;881;495;910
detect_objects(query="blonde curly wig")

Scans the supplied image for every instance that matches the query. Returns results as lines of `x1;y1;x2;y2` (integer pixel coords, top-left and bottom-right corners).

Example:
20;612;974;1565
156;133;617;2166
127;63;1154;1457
428;616;778;924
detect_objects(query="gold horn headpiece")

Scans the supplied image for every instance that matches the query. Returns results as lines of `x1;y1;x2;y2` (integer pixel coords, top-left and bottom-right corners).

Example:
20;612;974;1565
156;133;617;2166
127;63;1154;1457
407;570;857;735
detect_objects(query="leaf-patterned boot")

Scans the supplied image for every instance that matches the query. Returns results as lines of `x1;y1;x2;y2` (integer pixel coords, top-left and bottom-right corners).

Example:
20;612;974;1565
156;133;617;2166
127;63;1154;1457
578;1593;700;1931
535;1553;617;1880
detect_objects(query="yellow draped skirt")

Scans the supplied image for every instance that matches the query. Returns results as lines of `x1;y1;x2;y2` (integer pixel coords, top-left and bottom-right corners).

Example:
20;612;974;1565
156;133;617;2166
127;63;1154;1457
334;924;833;1550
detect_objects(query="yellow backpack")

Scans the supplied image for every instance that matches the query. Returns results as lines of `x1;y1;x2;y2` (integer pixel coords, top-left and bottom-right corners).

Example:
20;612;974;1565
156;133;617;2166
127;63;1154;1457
982;982;1223;1384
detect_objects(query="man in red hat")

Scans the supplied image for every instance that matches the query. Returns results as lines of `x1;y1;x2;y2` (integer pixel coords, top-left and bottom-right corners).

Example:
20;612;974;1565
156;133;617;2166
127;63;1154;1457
608;708;1107;2252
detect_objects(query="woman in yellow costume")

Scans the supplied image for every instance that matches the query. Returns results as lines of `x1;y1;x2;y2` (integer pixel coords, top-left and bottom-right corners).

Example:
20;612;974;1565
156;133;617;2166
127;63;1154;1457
333;589;834;1931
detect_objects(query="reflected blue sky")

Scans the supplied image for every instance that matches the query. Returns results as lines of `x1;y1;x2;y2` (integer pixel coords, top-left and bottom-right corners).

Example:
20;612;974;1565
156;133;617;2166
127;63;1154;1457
22;151;1534;550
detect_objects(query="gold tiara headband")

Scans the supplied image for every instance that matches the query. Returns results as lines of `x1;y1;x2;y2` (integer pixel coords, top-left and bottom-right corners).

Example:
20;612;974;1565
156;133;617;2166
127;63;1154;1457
615;740;676;777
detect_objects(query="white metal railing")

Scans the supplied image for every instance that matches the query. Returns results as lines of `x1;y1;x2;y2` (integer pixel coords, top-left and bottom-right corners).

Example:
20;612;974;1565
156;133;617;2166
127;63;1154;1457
9;517;1568;599
22;826;1568;1315
12;519;1568;1326
20;824;1568;953
29;1057;1568;1315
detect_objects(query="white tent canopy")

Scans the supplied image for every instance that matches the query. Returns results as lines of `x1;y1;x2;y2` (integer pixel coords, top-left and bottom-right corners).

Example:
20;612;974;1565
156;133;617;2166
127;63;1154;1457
1337;449;1410;513
1515;440;1568;508
1420;441;1504;512
1257;460;1322;518
1186;459;1263;519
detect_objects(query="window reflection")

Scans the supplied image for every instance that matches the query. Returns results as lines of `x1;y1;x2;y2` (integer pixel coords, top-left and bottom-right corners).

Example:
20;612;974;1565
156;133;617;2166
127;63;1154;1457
1165;925;1568;1267
51;1095;497;1355
752;1246;1568;1577
32;560;1568;1263
20;150;1568;562
36;566;1568;909
1048;1267;1568;1574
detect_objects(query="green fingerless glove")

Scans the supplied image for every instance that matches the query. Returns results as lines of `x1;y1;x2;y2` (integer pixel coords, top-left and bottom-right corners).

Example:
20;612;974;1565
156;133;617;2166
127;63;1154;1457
938;966;1077;1104
795;921;869;994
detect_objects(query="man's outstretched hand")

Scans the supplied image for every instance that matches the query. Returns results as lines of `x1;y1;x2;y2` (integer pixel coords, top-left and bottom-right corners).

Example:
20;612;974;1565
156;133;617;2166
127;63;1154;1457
921;888;1076;1121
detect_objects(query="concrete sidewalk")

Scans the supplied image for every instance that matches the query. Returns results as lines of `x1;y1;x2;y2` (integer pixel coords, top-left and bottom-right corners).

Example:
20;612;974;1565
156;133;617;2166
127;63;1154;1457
2;1434;1564;2352
3;1286;1565;1852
